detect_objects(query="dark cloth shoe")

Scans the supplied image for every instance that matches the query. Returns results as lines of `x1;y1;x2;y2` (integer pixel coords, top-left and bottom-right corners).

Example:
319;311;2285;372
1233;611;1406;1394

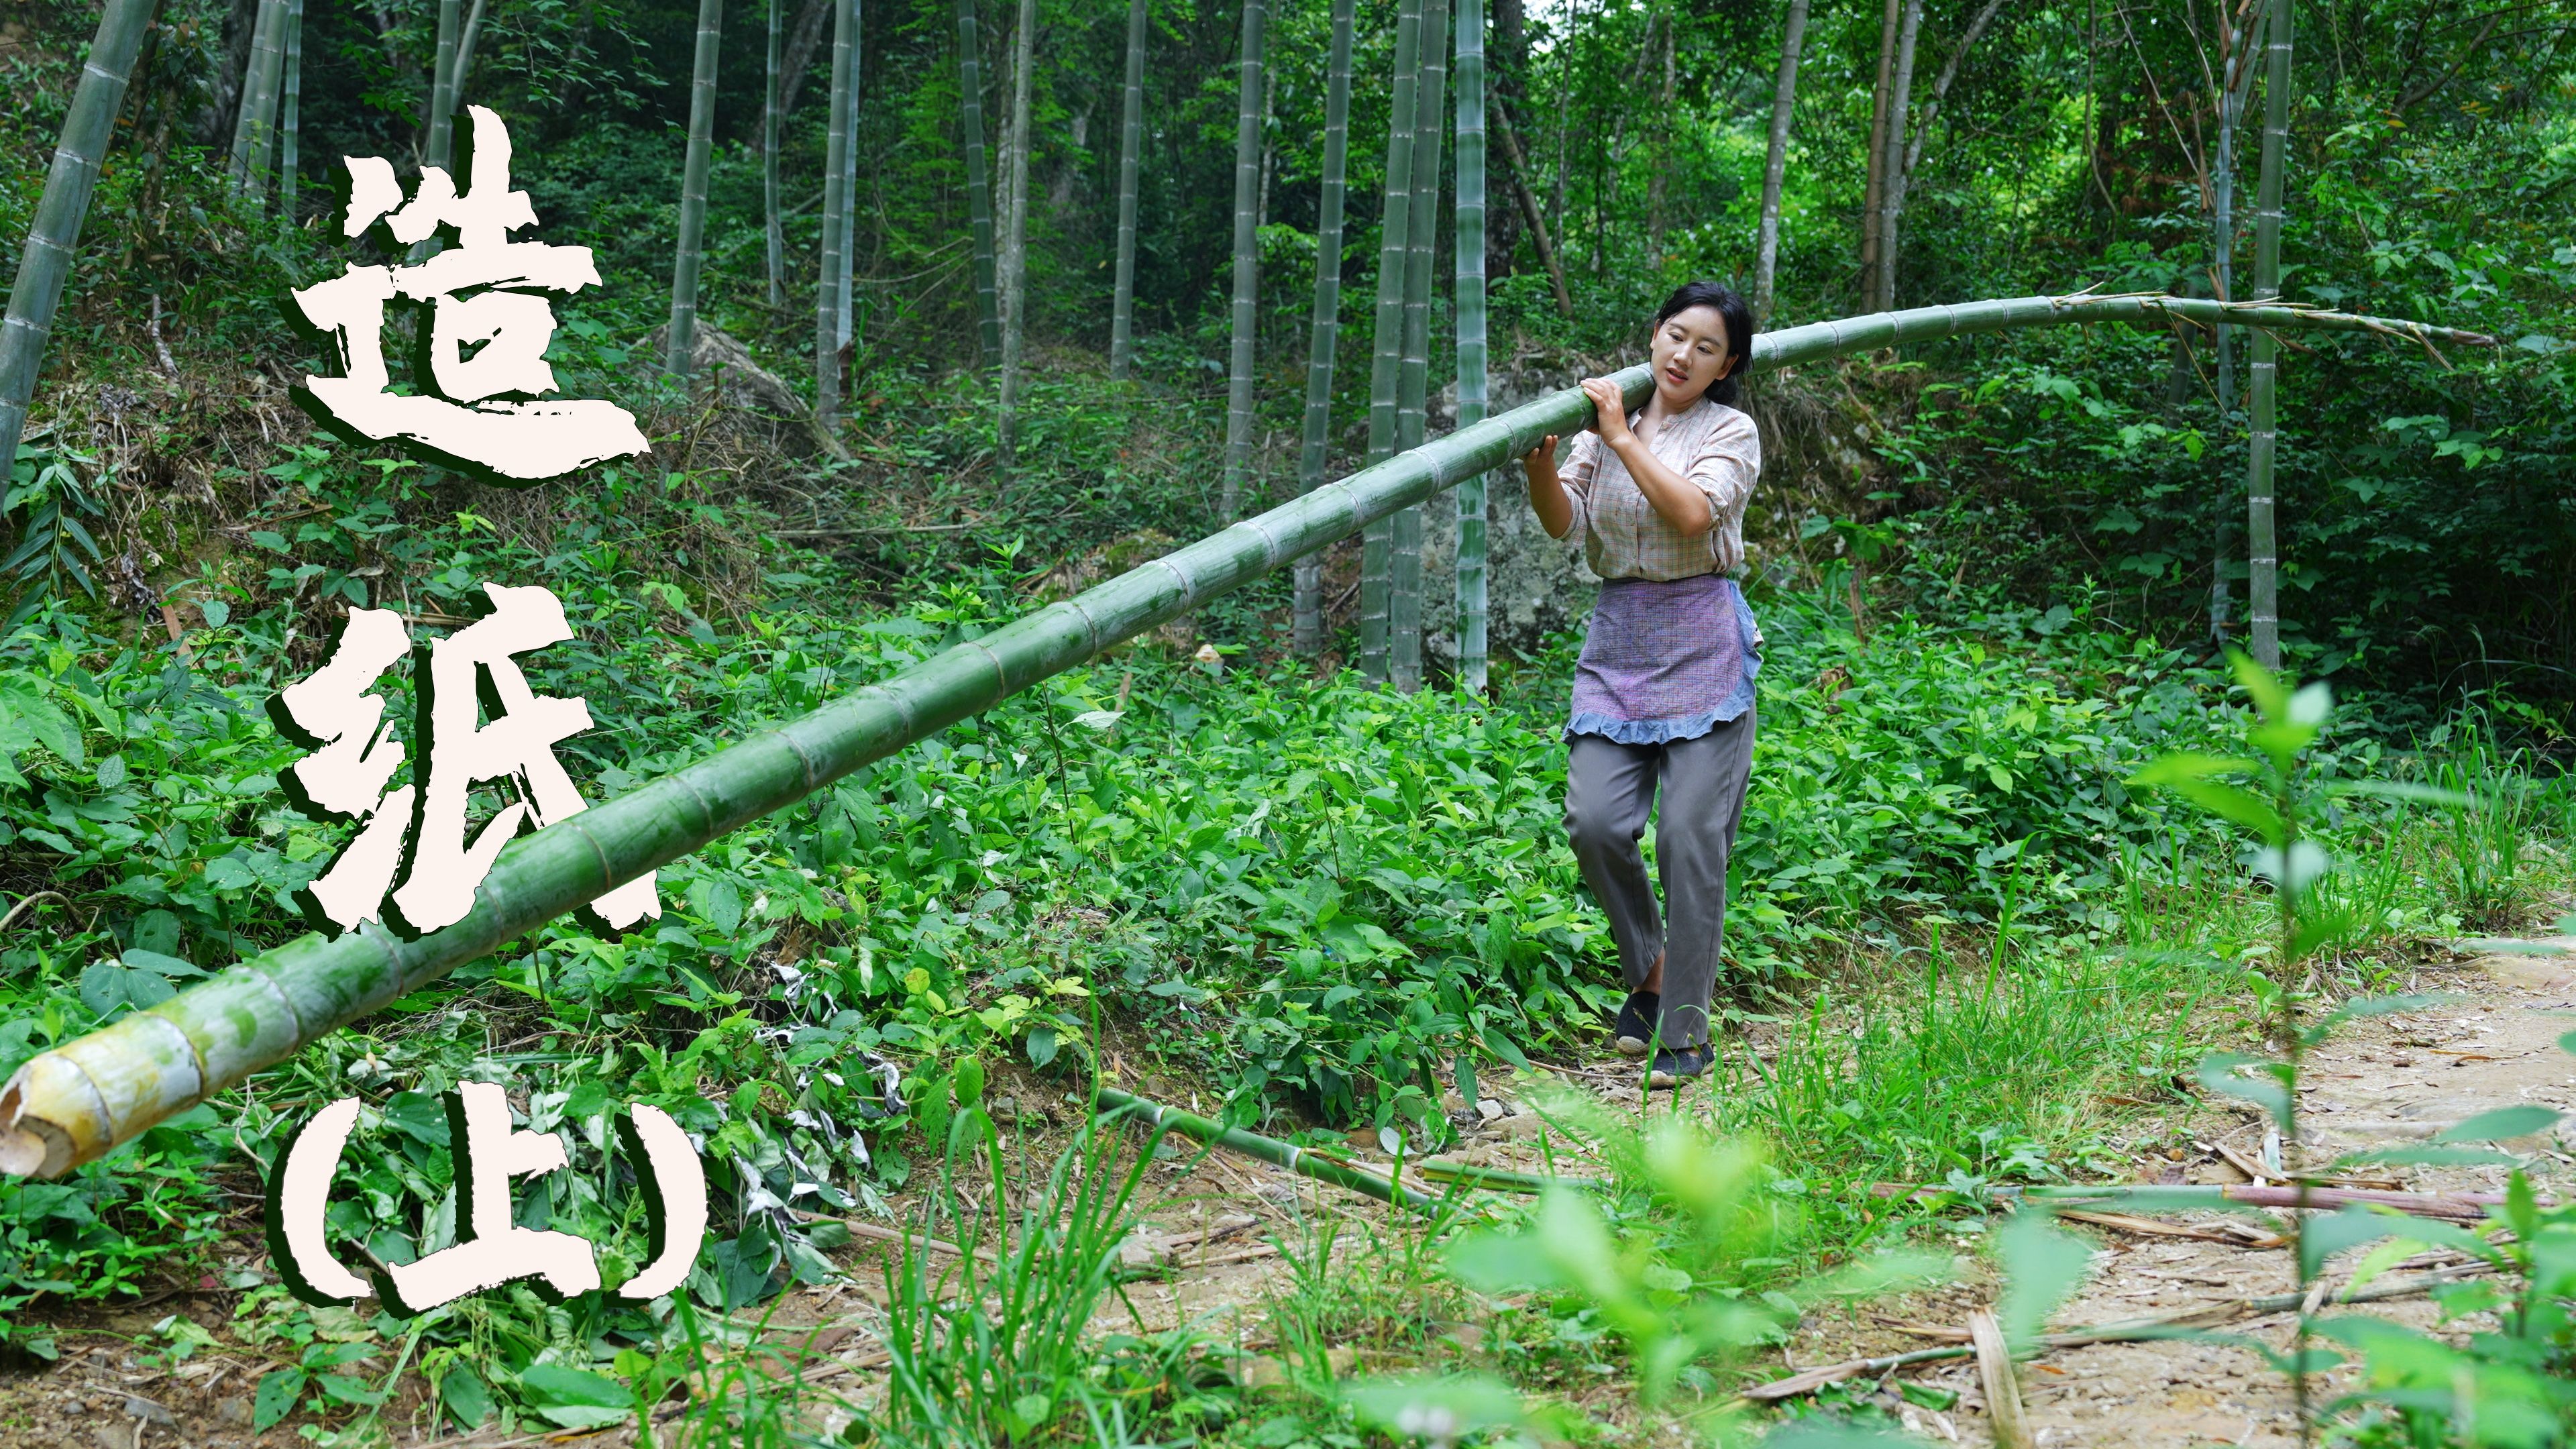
1613;990;1661;1058
1646;1042;1711;1088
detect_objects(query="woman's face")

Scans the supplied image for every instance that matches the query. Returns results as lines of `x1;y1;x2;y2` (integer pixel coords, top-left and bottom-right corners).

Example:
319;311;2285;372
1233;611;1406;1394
1649;305;1733;407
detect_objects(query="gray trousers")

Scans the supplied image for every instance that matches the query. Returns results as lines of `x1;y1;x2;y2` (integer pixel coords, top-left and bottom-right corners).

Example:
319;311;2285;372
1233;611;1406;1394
1563;710;1756;1050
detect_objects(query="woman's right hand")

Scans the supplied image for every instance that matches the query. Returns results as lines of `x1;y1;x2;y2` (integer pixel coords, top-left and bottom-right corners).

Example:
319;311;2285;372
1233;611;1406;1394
1524;434;1574;540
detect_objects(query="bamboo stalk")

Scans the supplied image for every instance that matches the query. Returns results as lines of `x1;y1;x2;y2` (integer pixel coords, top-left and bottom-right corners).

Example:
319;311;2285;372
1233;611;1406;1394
1292;0;1355;656
228;0;283;183
1414;1159;1599;1193
1390;0;1449;694
1095;1087;1436;1211
995;0;1036;490
0;293;2495;1179
1358;0;1423;684
2245;0;2292;669
0;0;158;481
241;0;292;202
1220;0;1269;520
764;0;786;309
663;0;726;378
1751;0;1809;325
1858;0;1900;287
955;0;1002;368
816;0;855;421
1452;0;1487;695
836;2;861;358
276;0;303;217
421;0;460;175
1108;0;1147;382
2208;0;2267;642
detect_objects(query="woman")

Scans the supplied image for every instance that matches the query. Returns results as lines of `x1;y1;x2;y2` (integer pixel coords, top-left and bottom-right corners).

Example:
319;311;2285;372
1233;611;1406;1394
1521;280;1760;1089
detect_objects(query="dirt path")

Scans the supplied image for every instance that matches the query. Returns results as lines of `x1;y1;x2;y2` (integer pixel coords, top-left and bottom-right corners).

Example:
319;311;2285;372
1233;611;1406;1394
1782;932;2576;1446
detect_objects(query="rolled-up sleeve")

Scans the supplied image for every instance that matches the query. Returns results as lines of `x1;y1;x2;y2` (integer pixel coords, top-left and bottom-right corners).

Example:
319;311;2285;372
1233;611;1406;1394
1554;429;1601;542
1684;409;1762;533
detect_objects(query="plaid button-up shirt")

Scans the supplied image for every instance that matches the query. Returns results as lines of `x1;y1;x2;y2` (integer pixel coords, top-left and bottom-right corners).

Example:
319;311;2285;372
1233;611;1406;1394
1558;395;1762;582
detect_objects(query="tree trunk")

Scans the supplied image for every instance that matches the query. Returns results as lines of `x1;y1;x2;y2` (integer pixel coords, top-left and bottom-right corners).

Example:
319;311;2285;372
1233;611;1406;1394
1874;0;1923;311
955;0;1002;367
1358;0;1423;684
1485;0;1522;279
1220;0;1268;520
764;0;786;308
0;0;158;480
1106;0;1148;382
1;292;2496;1184
1293;0;1355;655
276;0;303;217
816;0;855;421
421;0;458;170
1391;0;1449;694
1858;0;1899;290
1644;11;1672;270
1489;100;1570;316
778;0;833;123
1752;0;1809;324
227;0;280;181
2246;0;2291;669
1454;0;1488;694
2208;0;2261;642
663;0;724;378
997;0;1036;490
1901;0;2006;178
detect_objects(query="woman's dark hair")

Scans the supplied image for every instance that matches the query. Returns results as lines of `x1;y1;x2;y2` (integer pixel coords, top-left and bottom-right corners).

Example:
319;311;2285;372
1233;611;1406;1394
1650;280;1756;407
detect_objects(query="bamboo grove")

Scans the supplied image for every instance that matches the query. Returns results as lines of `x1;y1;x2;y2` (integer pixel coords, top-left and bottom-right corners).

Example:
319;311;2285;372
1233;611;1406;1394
0;0;2550;686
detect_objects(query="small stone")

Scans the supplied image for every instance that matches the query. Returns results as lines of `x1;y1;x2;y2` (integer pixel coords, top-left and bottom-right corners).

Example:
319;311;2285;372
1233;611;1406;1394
1475;1098;1506;1122
60;1399;85;1417
215;1395;254;1428
1495;1111;1550;1140
125;1396;177;1426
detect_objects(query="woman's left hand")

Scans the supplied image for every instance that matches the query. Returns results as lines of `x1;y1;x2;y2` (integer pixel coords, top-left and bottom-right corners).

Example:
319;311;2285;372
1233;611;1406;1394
1580;376;1632;447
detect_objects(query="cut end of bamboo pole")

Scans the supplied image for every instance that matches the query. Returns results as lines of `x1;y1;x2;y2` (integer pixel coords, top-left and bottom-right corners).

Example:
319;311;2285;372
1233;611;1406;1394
0;1063;80;1178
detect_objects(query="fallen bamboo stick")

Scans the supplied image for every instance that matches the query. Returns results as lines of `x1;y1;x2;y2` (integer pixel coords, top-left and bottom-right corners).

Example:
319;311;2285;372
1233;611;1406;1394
1414;1159;1603;1193
1094;1087;1438;1212
786;1208;994;1264
1741;1261;2500;1401
2053;1208;2287;1248
1871;1181;2524;1221
1968;1309;2034;1449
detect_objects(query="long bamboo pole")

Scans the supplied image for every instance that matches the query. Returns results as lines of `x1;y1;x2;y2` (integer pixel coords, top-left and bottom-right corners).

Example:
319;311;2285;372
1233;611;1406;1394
2245;0;2292;670
0;0;159;482
1390;0;1450;694
1453;0;1488;694
1292;0;1356;657
955;0;1002;368
1358;0;1424;684
1108;0;1147;382
0;293;2495;1179
1220;0;1269;520
663;0;726;379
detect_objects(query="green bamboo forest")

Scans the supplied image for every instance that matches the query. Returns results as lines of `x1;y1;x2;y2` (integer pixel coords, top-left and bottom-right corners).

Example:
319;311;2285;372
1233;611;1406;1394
0;0;2570;1444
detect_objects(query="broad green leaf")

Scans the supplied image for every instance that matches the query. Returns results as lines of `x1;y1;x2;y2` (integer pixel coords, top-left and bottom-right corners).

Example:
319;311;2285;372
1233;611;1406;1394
1343;1373;1525;1442
2433;1106;2561;1144
2301;1205;2405;1282
1996;1212;2092;1351
254;1368;307;1432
